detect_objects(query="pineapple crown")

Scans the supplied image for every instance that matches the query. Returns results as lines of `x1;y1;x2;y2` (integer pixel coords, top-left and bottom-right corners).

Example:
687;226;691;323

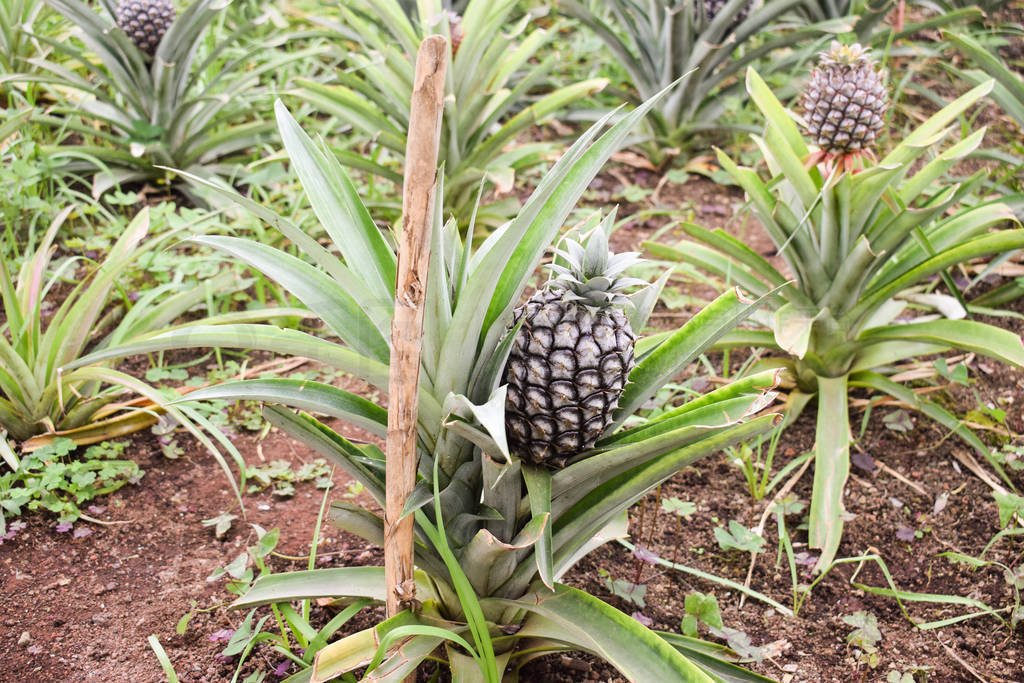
818;41;873;69
546;225;647;309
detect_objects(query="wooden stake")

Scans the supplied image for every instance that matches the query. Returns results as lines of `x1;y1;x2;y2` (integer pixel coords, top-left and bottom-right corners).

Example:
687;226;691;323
385;35;448;619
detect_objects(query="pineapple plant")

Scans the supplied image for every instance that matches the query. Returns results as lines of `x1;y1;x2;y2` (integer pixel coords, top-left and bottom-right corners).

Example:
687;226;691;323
114;0;175;56
801;41;889;171
74;94;781;680
650;68;1024;572
33;0;280;198
504;228;642;466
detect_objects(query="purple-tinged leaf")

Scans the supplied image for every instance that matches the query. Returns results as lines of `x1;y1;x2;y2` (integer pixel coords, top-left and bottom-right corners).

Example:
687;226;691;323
87;505;106;514
632;545;660;564
896;527;916;542
631;611;653;627
793;552;818;567
851;450;876;473
273;660;290;677
55;521;73;533
208;628;235;642
3;520;26;541
73;527;93;539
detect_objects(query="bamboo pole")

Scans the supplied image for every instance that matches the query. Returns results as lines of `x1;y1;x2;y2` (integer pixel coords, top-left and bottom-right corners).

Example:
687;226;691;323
385;35;448;619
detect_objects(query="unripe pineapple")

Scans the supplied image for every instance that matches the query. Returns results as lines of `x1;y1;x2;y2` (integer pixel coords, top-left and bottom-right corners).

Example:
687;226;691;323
503;227;645;467
801;42;888;159
116;0;175;57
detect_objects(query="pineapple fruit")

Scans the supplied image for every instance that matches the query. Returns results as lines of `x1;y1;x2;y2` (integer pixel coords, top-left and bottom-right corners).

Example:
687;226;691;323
503;226;645;467
801;41;888;167
116;0;175;56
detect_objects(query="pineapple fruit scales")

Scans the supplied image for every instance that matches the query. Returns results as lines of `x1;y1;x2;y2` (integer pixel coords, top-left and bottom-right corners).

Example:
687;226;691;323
503;226;646;467
802;41;889;156
116;0;175;56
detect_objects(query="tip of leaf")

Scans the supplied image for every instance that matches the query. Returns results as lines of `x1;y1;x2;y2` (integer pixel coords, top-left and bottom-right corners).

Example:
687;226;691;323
712;146;731;166
974;78;995;97
273;98;292;125
732;286;756;305
744;66;762;94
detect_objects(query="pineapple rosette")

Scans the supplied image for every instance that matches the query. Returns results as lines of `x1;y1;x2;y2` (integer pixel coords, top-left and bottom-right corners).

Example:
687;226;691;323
660;59;1024;575
78;84;782;678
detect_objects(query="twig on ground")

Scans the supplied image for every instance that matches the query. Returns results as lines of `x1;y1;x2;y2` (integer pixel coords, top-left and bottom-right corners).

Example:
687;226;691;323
78;513;133;526
935;634;989;683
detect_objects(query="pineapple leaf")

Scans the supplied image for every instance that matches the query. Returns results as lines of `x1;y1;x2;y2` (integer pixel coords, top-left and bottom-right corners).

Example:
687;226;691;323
774;303;823;359
628;268;672;332
551;415;779;576
644;240;776;300
808;375;850;572
496;584;714;681
745;66;808;161
229;566;436;609
190;236;391;363
66;324;407;413
877;79;994;173
274;101;397;305
522;465;554;590
602;392;777;447
328;501;385;548
613;287;772;430
173;379;388;441
850;230;1024;327
262;406;386;508
858;320;1024;369
443;388;511;462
